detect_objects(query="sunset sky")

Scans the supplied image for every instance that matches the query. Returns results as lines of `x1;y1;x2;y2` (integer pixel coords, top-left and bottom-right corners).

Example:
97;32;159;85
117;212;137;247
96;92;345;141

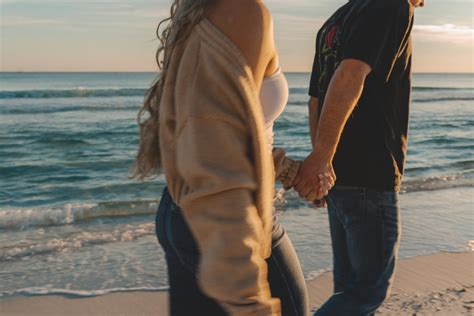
1;0;473;72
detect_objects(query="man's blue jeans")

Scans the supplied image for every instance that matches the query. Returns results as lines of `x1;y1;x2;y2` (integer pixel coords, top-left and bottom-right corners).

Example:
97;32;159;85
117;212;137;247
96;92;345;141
314;186;401;316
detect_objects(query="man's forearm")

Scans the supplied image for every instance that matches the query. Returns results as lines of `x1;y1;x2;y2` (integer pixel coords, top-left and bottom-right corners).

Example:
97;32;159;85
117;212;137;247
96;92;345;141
308;97;319;147
313;60;369;163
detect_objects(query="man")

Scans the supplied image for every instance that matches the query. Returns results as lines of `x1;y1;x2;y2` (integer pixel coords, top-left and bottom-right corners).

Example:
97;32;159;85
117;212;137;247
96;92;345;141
293;0;425;314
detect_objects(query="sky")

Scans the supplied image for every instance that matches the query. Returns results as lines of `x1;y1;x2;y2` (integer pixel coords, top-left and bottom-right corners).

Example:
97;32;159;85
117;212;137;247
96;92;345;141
0;0;473;72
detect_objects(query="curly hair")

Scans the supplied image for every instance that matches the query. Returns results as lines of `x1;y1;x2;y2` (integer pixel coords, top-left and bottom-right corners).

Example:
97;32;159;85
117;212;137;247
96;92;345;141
134;0;212;178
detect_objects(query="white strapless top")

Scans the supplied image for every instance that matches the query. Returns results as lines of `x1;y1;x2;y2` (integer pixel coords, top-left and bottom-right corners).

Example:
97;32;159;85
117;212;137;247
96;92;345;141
259;67;289;150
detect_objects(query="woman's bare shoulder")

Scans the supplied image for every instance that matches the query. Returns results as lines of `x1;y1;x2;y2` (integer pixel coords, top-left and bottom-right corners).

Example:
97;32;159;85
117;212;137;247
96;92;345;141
206;0;275;82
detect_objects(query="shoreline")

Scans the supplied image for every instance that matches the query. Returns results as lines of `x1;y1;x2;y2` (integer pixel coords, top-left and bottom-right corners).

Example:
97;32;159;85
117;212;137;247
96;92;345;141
1;251;473;315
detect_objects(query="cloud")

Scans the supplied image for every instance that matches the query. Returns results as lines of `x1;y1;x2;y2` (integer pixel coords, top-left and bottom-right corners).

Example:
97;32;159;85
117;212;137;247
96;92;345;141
413;24;474;44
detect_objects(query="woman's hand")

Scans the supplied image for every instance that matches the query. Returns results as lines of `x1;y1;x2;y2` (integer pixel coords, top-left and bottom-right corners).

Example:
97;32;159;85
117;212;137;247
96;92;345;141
313;198;328;208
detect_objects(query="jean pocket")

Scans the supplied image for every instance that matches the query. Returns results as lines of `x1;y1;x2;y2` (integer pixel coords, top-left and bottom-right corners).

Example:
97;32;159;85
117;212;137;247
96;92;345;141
328;188;365;228
168;205;200;272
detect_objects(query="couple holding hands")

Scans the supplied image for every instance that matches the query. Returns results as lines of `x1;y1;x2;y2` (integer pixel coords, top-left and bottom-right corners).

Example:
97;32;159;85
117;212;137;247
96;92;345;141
135;0;424;315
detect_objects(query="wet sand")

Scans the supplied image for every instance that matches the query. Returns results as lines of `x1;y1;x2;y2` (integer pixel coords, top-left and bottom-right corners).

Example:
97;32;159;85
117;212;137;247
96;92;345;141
1;251;473;315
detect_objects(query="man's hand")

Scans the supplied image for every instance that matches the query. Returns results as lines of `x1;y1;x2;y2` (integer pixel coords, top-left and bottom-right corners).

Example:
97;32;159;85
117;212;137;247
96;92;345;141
292;152;335;202
294;60;370;202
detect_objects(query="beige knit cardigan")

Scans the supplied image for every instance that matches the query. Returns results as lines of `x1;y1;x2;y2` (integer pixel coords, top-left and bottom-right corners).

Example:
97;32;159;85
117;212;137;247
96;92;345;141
159;18;300;316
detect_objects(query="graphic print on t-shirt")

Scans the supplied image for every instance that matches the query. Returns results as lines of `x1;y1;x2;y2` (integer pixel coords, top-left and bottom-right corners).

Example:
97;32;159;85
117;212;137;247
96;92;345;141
317;20;342;98
311;1;354;103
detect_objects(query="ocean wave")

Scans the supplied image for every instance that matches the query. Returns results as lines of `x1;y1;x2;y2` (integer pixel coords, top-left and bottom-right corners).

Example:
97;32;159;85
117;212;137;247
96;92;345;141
287;95;474;106
0;200;158;231
0;286;168;298
412;86;473;91
280;172;473;201
413;136;472;146
289;87;309;94
0;86;471;100
0;267;334;298
287;86;472;95
405;160;474;173
31;137;91;146
1;104;139;114
0;88;147;99
412;97;474;103
1;172;471;232
305;268;332;281
401;172;474;194
287;101;309;106
0;222;155;261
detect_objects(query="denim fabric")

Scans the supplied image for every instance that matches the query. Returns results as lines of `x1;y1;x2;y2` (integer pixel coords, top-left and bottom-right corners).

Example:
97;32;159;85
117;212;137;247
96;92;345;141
314;186;401;316
156;187;308;316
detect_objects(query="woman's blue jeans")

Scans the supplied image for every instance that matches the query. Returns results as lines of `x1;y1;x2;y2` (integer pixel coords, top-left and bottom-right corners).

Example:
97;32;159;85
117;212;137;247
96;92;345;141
156;187;308;316
314;186;401;316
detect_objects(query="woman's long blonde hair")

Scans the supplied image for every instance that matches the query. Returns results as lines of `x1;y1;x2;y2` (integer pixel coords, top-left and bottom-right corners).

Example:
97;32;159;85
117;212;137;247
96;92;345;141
134;0;211;178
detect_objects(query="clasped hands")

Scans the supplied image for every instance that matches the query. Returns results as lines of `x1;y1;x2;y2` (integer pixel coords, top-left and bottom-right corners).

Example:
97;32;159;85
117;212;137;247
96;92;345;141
292;152;336;207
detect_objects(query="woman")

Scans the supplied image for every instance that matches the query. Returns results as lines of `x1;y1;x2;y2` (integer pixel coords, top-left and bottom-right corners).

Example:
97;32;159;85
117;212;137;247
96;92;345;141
135;1;331;315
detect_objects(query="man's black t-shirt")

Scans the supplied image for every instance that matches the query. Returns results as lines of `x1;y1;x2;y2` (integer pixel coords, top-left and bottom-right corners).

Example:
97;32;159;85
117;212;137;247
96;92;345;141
309;0;414;191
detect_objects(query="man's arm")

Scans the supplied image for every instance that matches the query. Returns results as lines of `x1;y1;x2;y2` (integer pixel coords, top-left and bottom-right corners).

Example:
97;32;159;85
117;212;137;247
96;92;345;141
313;59;370;164
308;96;319;147
293;59;371;201
308;95;328;207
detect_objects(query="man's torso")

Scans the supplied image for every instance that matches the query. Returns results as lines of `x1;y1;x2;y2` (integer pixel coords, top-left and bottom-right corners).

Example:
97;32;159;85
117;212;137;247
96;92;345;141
309;0;414;191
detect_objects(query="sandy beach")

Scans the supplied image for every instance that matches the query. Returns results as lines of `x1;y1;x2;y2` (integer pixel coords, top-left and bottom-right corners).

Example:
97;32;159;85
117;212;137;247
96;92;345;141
1;251;473;316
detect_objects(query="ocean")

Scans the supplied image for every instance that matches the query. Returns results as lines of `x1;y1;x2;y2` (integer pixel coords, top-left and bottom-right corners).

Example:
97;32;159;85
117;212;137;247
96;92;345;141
0;72;473;298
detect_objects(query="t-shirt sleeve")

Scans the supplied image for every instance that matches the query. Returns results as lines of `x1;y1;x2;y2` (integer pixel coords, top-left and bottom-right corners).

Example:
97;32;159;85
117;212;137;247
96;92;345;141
308;32;321;97
341;0;414;81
